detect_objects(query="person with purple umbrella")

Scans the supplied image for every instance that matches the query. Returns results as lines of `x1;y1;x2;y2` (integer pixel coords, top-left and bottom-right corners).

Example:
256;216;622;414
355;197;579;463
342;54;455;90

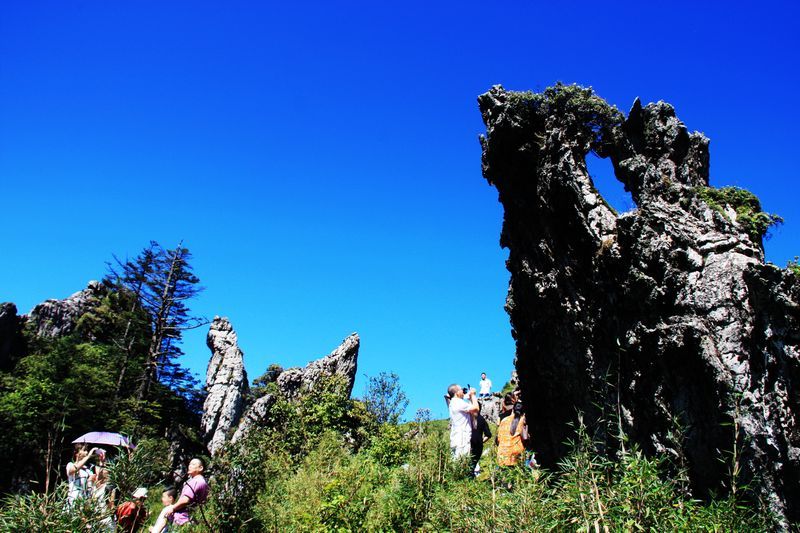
66;444;98;506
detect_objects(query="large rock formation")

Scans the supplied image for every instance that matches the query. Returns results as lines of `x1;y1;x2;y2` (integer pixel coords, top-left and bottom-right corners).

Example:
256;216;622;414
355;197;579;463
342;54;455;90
200;327;361;449
479;84;798;524
201;316;249;456
26;281;105;338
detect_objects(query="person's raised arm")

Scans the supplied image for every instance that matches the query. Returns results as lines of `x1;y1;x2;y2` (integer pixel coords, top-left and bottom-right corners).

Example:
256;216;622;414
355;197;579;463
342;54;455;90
467;389;479;414
67;448;97;475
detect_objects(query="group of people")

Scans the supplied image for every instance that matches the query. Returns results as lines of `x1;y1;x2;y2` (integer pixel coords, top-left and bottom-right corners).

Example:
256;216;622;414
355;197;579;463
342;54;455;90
66;444;209;532
446;373;532;477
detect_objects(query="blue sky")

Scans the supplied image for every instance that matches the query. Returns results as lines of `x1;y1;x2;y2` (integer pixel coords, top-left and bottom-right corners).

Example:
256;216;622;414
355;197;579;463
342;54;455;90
2;1;798;420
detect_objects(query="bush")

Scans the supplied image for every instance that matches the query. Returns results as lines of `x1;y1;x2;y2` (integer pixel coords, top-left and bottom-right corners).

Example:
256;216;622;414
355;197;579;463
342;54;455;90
696;186;782;242
0;483;110;531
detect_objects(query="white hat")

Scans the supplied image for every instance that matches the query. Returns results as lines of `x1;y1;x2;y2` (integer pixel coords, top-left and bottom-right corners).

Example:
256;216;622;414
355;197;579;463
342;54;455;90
132;487;148;499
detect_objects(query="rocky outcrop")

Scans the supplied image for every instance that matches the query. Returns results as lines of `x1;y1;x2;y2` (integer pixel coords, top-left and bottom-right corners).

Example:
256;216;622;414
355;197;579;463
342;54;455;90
26;281;105;338
0;303;24;370
231;333;360;443
479;84;799;524
201;316;249;456
479;395;502;425
276;333;360;400
231;393;275;443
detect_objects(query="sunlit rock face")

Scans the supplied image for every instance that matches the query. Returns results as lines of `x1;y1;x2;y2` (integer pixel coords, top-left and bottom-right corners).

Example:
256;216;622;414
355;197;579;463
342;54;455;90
479;85;799;524
202;316;249;456
201;326;360;450
26;281;106;338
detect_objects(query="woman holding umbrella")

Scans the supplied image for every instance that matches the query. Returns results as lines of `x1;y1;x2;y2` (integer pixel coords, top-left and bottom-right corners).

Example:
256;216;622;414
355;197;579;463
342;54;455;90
66;444;98;506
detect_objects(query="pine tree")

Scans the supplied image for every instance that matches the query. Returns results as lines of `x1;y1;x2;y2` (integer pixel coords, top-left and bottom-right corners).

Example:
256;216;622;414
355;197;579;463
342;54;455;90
107;241;206;404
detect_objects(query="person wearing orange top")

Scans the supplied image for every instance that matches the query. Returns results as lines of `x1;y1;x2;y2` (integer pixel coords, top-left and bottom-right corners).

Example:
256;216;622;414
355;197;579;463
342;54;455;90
497;402;527;467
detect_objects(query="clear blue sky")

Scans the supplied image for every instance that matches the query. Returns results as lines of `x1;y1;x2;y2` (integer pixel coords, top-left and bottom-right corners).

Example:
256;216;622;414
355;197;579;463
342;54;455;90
2;1;798;420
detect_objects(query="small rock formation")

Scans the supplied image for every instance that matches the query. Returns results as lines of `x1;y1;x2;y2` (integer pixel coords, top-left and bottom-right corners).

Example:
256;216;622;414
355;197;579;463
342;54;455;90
479;395;502;425
26;281;105;338
276;333;360;400
479;84;799;524
231;333;360;443
201;316;249;456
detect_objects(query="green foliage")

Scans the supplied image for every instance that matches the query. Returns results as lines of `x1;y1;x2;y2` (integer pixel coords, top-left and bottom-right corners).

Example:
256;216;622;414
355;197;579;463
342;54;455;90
787;257;800;276
0;241;205;493
250;363;284;400
367;423;412;467
0;483;110;531
500;380;515;396
105;438;171;497
508;82;624;155
696;186;782;242
202;413;772;532
362;371;409;425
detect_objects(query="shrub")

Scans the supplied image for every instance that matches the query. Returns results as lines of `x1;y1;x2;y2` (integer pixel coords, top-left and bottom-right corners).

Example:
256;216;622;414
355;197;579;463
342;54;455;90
696;186;782;242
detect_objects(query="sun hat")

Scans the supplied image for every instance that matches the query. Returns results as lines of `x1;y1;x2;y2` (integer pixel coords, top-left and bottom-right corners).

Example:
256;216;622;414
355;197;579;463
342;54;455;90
132;487;148;499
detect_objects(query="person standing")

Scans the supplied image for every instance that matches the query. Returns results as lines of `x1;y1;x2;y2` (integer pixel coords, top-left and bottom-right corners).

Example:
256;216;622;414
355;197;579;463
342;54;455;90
66;445;97;506
470;405;492;476
497;402;528;467
447;384;479;459
479;373;492;399
154;458;209;530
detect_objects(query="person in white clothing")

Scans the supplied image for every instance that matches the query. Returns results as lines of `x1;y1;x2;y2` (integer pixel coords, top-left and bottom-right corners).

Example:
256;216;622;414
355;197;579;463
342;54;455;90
66;444;98;506
447;384;479;459
479;373;492;398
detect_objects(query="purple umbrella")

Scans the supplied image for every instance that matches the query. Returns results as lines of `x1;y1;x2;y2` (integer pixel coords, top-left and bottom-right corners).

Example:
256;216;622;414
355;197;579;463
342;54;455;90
72;431;136;450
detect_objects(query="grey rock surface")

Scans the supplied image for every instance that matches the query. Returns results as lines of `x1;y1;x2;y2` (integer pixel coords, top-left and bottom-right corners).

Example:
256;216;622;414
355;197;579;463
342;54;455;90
230;333;360;444
201;316;249;456
26;281;105;338
479;395;502;425
479;85;799;524
276;333;359;400
231;393;275;444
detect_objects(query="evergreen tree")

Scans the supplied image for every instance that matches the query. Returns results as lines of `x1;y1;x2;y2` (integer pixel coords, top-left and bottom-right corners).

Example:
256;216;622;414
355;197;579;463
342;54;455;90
107;241;206;403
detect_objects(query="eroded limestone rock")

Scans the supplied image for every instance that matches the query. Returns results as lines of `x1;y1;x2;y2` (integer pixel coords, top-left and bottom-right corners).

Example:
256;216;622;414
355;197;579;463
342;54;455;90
201;316;249;456
479;85;799;524
26;281;105;338
231;333;360;443
276;333;359;400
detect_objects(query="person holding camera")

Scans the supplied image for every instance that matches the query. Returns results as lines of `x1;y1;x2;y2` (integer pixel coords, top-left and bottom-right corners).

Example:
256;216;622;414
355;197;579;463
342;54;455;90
66;444;98;506
447;384;479;459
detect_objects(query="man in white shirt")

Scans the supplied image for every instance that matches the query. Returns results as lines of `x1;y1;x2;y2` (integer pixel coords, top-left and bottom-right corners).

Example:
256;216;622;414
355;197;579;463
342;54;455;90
479;373;492;398
447;384;479;458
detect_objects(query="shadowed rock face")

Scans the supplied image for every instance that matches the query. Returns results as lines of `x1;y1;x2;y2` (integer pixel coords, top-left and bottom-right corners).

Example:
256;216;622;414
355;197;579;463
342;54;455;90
0;303;24;370
202;316;249;456
479;85;799;523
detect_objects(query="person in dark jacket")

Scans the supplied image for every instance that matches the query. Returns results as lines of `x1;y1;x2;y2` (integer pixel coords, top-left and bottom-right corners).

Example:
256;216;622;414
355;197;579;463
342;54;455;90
470;403;492;476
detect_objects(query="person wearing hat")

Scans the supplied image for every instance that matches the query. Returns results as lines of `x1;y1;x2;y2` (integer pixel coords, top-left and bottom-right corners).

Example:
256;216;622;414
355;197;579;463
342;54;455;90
116;488;149;532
